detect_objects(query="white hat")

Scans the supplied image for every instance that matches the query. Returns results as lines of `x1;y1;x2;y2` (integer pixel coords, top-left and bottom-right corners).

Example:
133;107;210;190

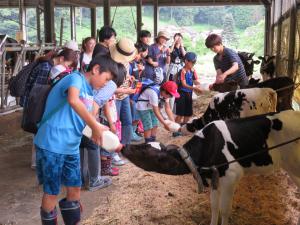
109;38;137;63
64;40;79;52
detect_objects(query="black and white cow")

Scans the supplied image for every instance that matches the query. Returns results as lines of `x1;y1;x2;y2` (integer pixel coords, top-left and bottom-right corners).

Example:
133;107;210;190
122;110;300;225
238;51;260;77
258;55;276;81
212;76;294;111
181;87;277;134
248;76;294;111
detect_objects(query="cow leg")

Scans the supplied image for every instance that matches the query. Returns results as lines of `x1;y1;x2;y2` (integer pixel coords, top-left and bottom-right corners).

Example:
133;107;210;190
219;175;240;225
210;188;220;225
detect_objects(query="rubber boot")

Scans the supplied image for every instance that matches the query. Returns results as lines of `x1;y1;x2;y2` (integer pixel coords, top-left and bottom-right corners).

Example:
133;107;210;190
59;198;81;225
40;207;58;225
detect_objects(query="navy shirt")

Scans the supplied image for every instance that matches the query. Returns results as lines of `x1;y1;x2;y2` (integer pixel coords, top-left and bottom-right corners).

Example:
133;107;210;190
213;47;248;87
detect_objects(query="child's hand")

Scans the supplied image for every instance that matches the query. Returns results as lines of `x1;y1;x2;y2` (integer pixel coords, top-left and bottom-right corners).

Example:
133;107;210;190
193;86;202;94
91;123;109;146
109;123;117;134
152;62;159;67
163;123;171;131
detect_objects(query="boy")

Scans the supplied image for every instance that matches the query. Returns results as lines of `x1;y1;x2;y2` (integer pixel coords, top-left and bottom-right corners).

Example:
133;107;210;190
136;74;180;143
34;55;118;225
205;33;248;89
175;52;201;126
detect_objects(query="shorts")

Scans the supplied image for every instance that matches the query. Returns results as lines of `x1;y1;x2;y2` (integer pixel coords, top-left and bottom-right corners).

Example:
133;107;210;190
35;145;81;195
175;90;193;117
137;109;159;131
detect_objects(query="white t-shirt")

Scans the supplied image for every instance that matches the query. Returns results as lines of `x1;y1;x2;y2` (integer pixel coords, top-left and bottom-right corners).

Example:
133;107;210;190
82;53;92;65
136;88;159;110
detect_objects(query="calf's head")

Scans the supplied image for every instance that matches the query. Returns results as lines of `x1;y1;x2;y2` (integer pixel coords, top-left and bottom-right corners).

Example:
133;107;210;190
121;142;190;175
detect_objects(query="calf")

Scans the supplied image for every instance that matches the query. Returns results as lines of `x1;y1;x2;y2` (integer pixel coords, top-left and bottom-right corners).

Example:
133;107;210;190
181;88;277;134
258;55;275;81
122;110;300;225
238;51;260;77
248;76;294;111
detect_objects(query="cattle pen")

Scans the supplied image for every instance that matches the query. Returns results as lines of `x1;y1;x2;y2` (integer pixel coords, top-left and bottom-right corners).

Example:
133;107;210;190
0;0;300;225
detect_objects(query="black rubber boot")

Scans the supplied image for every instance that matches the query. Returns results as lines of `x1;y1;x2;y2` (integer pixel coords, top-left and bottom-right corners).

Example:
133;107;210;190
40;207;58;225
59;198;81;225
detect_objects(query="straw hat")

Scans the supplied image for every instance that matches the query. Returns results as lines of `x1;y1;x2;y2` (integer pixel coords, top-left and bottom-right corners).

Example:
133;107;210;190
156;31;170;41
109;38;137;63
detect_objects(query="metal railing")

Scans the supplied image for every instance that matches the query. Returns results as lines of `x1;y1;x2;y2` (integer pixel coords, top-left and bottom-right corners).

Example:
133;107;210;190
0;41;56;113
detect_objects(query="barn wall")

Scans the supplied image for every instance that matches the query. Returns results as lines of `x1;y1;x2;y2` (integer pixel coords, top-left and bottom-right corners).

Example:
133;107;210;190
270;0;300;105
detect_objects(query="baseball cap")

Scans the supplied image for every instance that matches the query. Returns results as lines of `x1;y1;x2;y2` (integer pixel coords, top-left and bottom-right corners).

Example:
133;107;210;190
64;40;80;52
161;81;180;98
185;52;197;63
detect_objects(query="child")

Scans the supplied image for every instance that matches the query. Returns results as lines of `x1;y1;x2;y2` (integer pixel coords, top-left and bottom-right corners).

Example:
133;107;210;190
136;74;180;143
34;55;118;225
205;33;248;89
48;48;78;85
175;52;201;127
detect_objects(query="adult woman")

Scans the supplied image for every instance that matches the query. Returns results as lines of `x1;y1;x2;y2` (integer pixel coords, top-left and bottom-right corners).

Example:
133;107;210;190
168;33;186;81
79;37;96;72
144;31;171;81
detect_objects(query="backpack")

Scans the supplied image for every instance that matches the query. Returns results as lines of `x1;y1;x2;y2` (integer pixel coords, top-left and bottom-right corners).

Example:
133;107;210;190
173;69;195;87
131;79;160;102
21;71;72;134
9;61;39;97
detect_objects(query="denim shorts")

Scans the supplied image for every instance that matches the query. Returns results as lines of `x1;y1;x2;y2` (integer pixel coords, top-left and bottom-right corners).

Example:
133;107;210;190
137;109;159;131
35;145;81;195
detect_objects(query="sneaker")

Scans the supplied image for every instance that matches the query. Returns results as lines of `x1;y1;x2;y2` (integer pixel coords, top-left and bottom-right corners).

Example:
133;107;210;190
112;154;126;166
131;132;143;142
172;131;182;137
88;176;112;191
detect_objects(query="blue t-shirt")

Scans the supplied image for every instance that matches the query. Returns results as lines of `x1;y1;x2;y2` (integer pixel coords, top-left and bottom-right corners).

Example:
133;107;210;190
34;71;94;155
213;47;248;87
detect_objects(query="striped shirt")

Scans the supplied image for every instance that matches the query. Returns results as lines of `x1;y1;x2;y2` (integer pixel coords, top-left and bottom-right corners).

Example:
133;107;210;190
213;47;248;87
93;80;117;108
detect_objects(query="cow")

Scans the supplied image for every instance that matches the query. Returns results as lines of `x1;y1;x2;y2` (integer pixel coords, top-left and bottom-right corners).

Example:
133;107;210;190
211;76;294;111
181;88;277;134
122;110;300;225
258;55;276;81
238;51;260;77
247;76;294;111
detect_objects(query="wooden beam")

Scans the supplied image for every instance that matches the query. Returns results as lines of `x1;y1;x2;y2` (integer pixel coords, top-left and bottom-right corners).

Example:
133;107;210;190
136;0;142;42
264;4;271;55
154;0;158;37
260;0;271;6
56;0;97;8
19;0;26;41
91;7;97;38
103;0;110;26
70;6;76;40
287;0;297;78
44;0;55;43
36;6;41;43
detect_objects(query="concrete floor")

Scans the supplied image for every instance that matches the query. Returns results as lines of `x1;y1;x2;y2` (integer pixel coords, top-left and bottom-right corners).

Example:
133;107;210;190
0;111;113;225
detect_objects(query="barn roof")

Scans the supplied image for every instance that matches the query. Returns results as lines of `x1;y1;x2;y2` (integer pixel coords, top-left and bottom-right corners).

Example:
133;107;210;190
0;0;267;8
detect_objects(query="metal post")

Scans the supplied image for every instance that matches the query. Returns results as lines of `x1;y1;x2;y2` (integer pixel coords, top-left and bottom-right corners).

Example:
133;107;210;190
19;0;27;41
275;0;283;77
136;0;142;42
44;0;55;43
70;6;76;41
103;0;111;26
91;8;97;38
36;6;41;44
154;0;158;37
287;1;297;78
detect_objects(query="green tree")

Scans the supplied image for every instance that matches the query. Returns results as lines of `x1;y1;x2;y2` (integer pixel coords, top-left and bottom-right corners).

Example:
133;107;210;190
222;13;238;48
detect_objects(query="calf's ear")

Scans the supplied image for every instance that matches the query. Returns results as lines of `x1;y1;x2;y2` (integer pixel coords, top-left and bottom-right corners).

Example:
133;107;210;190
254;60;260;64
